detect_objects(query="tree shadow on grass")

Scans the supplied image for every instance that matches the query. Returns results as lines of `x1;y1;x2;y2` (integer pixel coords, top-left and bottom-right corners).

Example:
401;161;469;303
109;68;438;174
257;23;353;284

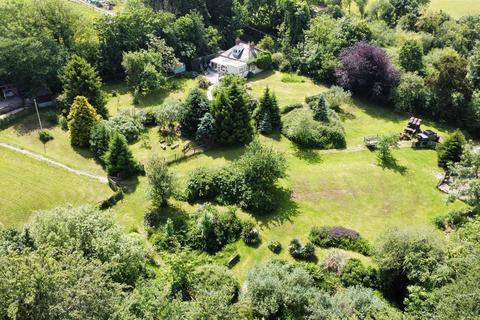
11;111;56;135
293;146;323;164
378;157;408;175
117;175;140;194
256;186;300;229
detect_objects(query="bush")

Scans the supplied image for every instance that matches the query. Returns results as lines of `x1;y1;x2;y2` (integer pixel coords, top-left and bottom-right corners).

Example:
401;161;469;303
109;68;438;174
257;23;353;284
309;226;371;255
252;52;273;70
184;140;287;214
89;122;112;160
282;108;346;149
268;240;282;254
67;96;100;147
98;190;124;210
340;258;378;288
197;76;211;89
437;129;466;169
242;221;261;245
434;208;479;230
272;52;289;71
38;130;53;144
281;73;306;83
104;132;139;177
288;239;315;260
281;103;303;114
146;156;176;208
107;111;144;143
185;167;220;202
58;115;68;131
189;205;243;253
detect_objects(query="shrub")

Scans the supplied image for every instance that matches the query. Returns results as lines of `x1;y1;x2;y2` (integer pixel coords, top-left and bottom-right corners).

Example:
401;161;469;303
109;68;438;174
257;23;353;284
271;52;286;69
195;112;216;144
58;115;68;131
242;221;261;245
309;226;371;255
98;190;124;210
38;130;53;144
89;122;112;160
340;258;378;288
289;239;315;260
434;208;479;230
268;240;282;254
252;52;273;70
146;156;176;208
281;103;303;114
184;140;287;214
437;129;466;169
185;167;219;202
180;87;210;137
189;205;243;253
197;76;211;89
281;73;306;83
282;108;346;149
107;111;144;143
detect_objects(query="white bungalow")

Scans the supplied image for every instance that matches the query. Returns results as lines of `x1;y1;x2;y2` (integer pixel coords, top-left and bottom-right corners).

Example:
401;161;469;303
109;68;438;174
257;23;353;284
209;38;262;77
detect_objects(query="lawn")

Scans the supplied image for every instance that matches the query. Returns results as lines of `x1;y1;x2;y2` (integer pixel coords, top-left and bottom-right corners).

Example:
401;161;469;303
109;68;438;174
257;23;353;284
0;110;105;175
0;71;467;282
106;71;466;280
63;0;102;21
428;0;480;17
0;147;112;227
170;135;465;280
105;77;198;116
248;71;328;107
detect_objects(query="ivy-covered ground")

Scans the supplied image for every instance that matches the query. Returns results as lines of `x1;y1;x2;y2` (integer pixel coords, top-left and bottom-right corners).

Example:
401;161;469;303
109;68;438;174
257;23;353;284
0;72;467;279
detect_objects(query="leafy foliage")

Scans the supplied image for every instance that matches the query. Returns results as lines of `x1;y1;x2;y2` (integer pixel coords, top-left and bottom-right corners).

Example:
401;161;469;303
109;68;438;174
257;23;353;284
185;140;287;213
189;205;242;253
282;107;346;149
336;41;399;100
309;226;372;255
67;96;100;147
146;156;176;208
211;79;253;146
399;40;424;72
180;87;210;137
253;87;281;133
437;129;466;169
89;122;112;161
288;238;316;260
60;55;108;118
104;132;139;177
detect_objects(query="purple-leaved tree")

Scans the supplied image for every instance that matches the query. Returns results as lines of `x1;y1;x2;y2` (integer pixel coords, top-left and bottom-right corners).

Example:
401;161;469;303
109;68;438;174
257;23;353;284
336;41;399;101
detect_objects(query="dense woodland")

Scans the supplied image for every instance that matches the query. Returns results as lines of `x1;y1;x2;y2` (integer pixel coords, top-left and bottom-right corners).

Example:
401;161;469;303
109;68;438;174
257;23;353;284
1;0;480;319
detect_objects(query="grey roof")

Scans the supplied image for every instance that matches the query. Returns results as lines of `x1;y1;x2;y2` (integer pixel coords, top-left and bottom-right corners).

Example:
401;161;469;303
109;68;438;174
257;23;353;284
220;41;258;62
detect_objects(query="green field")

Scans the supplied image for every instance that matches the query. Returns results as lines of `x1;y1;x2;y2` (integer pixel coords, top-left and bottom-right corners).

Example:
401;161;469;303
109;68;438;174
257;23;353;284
428;0;480;17
0;147;112;227
0;111;105;175
0;71;467;280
